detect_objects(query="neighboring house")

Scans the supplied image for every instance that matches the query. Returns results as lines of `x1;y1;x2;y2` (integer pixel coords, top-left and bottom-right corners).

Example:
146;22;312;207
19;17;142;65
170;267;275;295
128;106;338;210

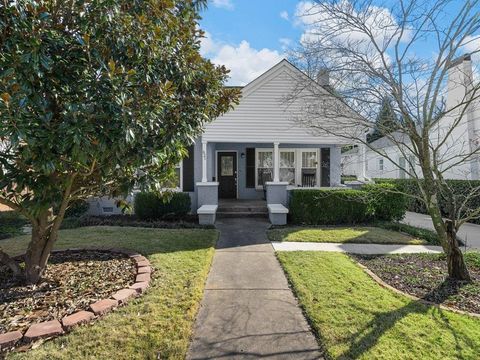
88;59;358;216
342;54;480;181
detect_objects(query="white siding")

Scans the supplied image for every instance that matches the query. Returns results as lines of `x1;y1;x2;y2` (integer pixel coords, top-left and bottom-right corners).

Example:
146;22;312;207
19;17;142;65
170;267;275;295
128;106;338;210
202;60;351;144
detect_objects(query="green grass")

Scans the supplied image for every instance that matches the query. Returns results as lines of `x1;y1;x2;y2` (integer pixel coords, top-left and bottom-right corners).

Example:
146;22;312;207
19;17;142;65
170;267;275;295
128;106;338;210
268;226;427;245
277;252;480;360
375;221;440;245
1;226;218;360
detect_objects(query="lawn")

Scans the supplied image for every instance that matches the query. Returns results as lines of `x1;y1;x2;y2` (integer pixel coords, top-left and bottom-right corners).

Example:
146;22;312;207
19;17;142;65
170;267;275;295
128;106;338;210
277;251;480;360
1;226;218;360
268;226;427;245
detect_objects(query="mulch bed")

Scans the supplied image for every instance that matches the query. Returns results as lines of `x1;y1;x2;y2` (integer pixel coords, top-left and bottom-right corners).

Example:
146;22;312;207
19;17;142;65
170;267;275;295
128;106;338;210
0;250;136;334
353;253;480;314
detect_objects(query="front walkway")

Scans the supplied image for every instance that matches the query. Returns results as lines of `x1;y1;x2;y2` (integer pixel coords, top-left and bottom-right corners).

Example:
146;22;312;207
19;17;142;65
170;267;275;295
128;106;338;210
402;211;480;250
187;218;323;359
272;242;442;254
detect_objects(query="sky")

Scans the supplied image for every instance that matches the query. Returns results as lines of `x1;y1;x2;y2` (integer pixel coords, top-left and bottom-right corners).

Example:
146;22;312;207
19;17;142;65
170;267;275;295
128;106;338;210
199;0;304;85
199;0;480;86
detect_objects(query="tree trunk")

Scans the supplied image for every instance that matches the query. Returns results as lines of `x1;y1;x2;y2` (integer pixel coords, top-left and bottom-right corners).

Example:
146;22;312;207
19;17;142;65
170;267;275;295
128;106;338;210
24;209;62;284
0;249;22;277
445;220;471;281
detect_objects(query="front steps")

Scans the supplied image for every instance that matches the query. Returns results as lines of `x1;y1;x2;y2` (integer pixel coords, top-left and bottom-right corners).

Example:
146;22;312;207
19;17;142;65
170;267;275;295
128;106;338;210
217;200;268;218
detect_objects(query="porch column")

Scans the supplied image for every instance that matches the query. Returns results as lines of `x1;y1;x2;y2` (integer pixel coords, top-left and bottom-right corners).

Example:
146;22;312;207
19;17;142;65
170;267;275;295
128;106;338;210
359;143;367;180
273;142;280;182
202;140;208;182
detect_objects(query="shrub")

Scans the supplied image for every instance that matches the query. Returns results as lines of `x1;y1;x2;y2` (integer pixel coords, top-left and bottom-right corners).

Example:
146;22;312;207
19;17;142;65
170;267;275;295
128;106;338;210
289;184;407;225
0;211;29;239
290;189;369;225
374;178;480;224
363;183;407;221
134;192;191;220
65;200;90;218
341;175;358;183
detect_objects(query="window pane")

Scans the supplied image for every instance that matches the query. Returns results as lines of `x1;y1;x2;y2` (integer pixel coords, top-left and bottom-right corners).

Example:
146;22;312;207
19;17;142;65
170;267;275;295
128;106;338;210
221;156;234;176
302;151;317;168
280;152;295;168
258;151;273;168
280;168;295;184
257;168;273;186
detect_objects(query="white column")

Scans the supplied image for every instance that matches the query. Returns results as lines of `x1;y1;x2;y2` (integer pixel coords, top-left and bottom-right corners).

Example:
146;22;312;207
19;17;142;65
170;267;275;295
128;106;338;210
273;142;280;182
360;144;366;180
202;141;208;182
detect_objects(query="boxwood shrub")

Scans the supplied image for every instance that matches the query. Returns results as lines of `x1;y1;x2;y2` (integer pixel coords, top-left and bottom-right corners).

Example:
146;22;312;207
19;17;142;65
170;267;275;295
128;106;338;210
289;183;406;225
134;192;191;220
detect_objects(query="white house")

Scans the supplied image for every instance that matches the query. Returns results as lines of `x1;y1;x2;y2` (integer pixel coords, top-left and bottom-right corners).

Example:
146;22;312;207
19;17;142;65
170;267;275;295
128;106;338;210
342;54;480;181
89;60;361;221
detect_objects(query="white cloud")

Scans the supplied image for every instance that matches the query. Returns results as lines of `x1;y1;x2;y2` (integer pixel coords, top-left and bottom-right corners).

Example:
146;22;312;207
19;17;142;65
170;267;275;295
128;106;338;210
211;0;234;10
279;38;292;51
280;10;289;21
295;1;411;47
200;32;283;85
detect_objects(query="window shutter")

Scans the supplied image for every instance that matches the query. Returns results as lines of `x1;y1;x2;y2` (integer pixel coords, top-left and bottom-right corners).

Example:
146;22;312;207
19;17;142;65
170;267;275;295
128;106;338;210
182;145;195;192
246;148;255;188
321;148;330;187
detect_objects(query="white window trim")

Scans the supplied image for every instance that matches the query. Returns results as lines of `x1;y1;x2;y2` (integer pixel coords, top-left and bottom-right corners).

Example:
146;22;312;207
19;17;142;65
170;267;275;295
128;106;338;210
173;161;183;191
255;148;320;189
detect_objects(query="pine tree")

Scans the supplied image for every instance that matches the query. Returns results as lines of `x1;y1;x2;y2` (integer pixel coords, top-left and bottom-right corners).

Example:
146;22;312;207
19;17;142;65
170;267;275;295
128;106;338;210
367;97;399;143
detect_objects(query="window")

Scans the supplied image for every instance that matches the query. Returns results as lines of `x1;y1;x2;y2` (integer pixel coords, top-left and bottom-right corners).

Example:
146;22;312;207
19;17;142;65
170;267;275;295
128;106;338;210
255;148;319;188
280;151;295;184
301;151;317;187
256;150;273;186
378;158;384;171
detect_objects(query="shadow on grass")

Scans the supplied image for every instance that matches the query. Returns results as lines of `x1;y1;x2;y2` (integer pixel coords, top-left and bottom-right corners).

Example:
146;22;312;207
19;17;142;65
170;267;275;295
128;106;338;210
339;280;475;359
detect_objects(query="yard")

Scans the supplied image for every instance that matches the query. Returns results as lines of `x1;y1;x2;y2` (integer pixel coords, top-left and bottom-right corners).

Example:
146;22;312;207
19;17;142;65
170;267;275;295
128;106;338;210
0;226;217;359
268;226;429;245
277;251;480;359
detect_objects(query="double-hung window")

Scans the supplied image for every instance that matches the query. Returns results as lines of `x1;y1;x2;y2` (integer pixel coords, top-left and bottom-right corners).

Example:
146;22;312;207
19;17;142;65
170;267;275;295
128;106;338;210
378;158;384;171
256;150;273;186
280;150;295;184
301;151;318;187
255;148;319;188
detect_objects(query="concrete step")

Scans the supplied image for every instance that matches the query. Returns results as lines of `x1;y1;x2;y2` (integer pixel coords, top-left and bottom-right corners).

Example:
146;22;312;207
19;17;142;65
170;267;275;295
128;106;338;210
217;211;268;218
217;207;268;213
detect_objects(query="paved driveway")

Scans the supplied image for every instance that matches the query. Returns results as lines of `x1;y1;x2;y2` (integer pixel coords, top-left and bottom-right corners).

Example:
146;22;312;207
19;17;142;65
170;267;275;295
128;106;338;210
402;211;480;250
187;217;323;360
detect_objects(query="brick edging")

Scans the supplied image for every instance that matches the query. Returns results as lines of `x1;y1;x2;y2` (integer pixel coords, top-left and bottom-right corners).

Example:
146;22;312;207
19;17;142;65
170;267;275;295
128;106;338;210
0;248;153;352
356;261;480;318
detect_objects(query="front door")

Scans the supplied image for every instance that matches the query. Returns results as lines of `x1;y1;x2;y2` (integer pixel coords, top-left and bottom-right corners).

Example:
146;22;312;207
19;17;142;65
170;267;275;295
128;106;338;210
217;152;237;198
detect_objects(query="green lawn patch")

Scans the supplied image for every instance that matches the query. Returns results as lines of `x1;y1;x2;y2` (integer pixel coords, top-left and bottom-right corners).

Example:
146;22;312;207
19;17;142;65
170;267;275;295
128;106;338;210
268;226;427;245
277;251;480;360
2;226;217;360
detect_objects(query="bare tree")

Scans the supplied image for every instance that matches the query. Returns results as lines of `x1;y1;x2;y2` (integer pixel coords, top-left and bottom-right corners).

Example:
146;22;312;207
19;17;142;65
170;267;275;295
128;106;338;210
290;0;480;280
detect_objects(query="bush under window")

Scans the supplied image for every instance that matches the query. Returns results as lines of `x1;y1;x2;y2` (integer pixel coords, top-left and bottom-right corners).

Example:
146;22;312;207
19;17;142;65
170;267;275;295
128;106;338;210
134;192;191;220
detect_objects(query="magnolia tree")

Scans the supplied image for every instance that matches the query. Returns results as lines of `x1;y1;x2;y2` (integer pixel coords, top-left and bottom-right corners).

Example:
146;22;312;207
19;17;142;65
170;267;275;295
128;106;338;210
0;0;239;284
291;0;480;280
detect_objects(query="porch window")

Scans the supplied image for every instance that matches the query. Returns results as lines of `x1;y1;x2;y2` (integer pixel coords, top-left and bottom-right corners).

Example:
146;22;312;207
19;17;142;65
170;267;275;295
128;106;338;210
301;151;317;187
256;150;273;186
173;162;182;189
280;151;295;184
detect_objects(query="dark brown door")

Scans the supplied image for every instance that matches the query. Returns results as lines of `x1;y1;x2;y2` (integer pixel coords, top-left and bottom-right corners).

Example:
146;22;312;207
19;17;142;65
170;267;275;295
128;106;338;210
217;152;237;198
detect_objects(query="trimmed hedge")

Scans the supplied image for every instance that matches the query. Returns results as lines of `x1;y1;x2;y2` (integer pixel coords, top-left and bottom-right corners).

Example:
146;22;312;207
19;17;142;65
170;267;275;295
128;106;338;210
65;199;89;218
134;192;191;220
289;183;406;225
374;178;480;225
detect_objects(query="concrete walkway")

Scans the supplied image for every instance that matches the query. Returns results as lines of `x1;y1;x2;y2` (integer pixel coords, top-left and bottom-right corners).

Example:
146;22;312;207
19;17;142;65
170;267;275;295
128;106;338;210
187;218;323;360
272;241;442;254
402;211;480;250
